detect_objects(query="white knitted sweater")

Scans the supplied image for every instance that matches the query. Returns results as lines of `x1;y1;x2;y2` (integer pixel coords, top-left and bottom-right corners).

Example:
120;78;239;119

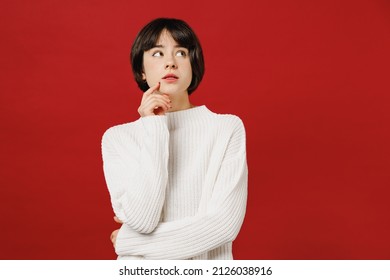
101;106;248;259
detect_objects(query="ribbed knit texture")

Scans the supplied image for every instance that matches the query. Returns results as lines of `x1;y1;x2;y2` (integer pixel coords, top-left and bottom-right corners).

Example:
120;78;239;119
101;106;248;260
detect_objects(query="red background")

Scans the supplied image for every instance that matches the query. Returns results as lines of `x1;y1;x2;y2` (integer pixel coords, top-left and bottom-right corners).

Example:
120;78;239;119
1;0;389;259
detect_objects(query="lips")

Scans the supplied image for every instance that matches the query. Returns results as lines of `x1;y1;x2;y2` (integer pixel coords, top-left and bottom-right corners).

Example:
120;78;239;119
163;74;178;79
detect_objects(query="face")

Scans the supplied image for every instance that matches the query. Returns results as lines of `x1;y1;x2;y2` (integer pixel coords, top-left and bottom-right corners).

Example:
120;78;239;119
142;30;192;95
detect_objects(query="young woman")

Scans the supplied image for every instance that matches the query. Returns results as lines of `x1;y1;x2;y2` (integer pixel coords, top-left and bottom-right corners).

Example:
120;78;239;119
101;18;248;260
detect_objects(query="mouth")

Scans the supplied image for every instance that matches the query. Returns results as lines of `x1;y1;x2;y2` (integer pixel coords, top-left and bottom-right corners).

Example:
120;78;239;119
162;74;179;80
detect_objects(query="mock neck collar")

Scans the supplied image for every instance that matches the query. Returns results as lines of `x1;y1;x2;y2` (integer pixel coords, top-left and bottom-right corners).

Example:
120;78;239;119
166;105;211;129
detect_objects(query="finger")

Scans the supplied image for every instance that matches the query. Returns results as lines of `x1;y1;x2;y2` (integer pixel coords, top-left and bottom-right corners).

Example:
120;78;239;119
110;231;114;242
146;95;171;107
141;82;161;104
113;216;123;224
143;91;170;101
144;82;160;95
143;99;171;113
143;95;171;110
110;230;116;242
110;229;119;247
139;86;171;116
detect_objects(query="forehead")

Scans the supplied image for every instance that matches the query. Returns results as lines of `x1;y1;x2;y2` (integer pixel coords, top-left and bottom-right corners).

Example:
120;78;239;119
155;30;179;46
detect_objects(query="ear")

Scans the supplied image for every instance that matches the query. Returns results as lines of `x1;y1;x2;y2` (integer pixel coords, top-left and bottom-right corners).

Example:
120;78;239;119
142;73;146;81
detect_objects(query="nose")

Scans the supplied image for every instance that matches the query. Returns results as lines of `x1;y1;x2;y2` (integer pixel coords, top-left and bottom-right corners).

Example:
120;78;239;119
165;55;177;69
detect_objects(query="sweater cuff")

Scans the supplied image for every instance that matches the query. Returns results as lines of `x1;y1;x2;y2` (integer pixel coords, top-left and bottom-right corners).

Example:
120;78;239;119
140;115;168;134
115;224;139;257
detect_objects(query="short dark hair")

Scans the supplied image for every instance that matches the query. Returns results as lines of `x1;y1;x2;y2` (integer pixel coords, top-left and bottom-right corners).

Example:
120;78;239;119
130;18;204;95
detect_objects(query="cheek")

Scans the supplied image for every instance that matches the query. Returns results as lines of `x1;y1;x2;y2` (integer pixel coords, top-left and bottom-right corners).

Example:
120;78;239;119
185;63;193;83
143;56;158;73
143;61;159;83
143;60;154;75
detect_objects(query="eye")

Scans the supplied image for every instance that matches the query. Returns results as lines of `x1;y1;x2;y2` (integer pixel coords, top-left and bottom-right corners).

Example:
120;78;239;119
176;50;187;57
152;51;163;57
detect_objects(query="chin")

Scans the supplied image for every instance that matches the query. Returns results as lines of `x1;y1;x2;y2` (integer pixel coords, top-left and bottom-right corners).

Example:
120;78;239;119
160;84;187;95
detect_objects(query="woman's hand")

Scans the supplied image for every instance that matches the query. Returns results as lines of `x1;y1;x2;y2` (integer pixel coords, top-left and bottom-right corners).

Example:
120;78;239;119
110;216;123;248
137;83;171;117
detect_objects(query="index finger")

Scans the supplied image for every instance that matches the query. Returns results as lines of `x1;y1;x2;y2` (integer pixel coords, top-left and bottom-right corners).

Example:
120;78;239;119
145;82;160;95
141;82;160;102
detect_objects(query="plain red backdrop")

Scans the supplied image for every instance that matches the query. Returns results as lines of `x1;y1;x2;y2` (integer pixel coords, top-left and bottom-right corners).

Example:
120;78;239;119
1;0;389;259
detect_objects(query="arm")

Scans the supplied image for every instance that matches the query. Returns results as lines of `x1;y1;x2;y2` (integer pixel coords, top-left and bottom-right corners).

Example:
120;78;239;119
115;119;248;259
102;83;172;234
102;116;169;234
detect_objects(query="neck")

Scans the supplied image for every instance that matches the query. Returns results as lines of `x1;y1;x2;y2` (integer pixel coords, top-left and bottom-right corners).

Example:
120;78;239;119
167;91;194;112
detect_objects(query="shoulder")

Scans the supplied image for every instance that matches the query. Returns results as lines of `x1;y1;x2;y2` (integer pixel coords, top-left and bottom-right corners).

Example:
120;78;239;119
207;112;247;158
209;111;246;134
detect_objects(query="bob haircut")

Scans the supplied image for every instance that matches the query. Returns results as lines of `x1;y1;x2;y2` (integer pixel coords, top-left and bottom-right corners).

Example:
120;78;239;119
131;18;204;95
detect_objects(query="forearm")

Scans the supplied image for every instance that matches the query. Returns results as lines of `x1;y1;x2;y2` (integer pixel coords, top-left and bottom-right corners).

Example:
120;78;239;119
115;159;248;259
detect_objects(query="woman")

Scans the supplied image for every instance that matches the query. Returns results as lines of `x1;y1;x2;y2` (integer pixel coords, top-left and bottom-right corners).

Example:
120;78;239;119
102;18;248;259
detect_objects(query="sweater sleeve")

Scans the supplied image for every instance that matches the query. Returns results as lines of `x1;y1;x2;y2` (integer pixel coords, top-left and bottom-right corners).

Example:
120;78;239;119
115;118;248;259
101;116;169;234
